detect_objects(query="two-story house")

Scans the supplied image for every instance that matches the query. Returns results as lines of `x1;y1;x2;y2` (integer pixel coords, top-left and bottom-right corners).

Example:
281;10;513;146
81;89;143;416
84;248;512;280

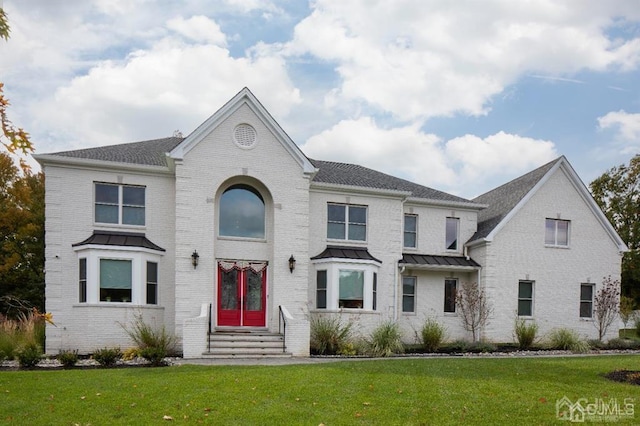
34;88;626;357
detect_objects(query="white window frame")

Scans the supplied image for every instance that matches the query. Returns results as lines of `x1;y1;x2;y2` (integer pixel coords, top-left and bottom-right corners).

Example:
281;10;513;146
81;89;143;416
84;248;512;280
444;278;457;313
327;203;367;242
311;258;379;311
445;217;459;251
518;280;534;317
403;214;418;249
580;283;594;319
402;276;416;313
94;182;146;227
545;218;570;247
74;246;162;305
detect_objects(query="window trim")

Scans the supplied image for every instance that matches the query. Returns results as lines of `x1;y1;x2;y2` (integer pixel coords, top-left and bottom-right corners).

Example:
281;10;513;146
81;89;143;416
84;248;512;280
445;217;460;251
545;218;570;247
74;246;162;305
403;214;418;249
402;276;416;314
579;283;594;319
94;182;146;227
327;203;368;242
518;280;534;317
444;278;457;313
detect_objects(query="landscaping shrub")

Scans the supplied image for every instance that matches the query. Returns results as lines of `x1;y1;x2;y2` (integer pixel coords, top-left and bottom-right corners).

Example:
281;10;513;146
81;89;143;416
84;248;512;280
468;341;497;353
606;337;640;350
122;314;176;358
547;328;589;353
139;347;168;366
421;318;446;353
92;347;122;367
16;342;42;368
0;309;48;360
367;321;404;357
513;317;538;350
57;350;79;368
310;316;352;355
122;347;140;361
635;316;640;338
442;340;470;353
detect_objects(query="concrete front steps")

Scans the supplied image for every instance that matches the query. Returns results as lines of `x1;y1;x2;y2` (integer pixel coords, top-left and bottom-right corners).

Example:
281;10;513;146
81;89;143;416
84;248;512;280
203;329;292;358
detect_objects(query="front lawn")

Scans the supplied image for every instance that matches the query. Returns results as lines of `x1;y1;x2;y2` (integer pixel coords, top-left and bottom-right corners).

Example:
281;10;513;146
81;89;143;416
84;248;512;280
1;355;639;424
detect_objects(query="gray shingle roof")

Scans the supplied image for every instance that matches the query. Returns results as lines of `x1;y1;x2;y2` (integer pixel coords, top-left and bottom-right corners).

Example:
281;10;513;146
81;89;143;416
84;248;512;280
469;157;562;242
309;159;474;204
50;137;184;167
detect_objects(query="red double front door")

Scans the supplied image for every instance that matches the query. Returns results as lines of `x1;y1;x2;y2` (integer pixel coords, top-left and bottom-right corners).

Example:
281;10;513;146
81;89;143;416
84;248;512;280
217;262;267;327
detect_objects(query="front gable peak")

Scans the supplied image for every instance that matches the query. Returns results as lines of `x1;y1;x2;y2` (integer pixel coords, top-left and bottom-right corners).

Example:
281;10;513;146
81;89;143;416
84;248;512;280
169;87;316;175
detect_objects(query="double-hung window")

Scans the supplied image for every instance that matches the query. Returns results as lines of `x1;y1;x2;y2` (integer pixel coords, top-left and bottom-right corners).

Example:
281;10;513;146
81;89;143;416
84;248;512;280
446;217;459;250
327;203;367;241
444;278;457;313
545;218;569;246
402;276;416;313
95;183;145;226
518;280;534;316
79;258;87;303
316;270;327;309
404;214;417;248
146;262;158;305
580;284;594;318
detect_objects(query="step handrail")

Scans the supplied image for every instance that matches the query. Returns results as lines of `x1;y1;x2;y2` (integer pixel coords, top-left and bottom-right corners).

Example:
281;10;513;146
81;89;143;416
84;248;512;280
278;305;287;353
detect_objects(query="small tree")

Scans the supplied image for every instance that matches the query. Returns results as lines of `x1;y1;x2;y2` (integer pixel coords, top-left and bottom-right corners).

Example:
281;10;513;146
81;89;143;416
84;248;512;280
619;295;635;330
456;281;492;342
594;276;621;341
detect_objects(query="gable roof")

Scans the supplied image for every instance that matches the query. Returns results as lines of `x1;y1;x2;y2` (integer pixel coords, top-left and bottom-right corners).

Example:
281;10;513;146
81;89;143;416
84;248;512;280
169;87;316;175
468;156;627;251
470;157;560;242
310;159;483;207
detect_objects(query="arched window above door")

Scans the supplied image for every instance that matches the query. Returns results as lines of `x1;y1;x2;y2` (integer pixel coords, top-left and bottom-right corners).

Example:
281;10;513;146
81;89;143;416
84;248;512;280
219;184;266;239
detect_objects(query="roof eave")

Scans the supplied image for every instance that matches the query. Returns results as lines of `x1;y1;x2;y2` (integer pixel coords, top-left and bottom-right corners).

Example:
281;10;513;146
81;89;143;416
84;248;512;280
405;197;487;210
33;154;174;176
310;182;413;199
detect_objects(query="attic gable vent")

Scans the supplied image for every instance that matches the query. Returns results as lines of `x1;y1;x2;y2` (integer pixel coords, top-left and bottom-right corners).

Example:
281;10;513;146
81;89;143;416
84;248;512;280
234;123;257;148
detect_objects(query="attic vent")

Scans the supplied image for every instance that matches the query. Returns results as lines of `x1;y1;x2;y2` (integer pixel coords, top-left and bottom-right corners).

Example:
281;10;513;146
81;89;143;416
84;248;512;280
233;124;257;148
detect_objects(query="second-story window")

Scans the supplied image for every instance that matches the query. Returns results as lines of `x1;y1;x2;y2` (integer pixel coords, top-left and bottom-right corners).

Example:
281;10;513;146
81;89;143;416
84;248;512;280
404;214;417;248
545;218;570;246
95;183;145;226
446;217;459;250
327;203;367;241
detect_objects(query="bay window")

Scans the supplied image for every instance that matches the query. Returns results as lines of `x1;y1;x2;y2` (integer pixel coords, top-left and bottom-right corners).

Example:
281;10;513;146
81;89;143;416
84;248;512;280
312;259;380;310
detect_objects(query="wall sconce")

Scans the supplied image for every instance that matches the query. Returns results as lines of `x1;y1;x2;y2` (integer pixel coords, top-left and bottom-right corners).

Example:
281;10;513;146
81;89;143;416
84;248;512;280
191;250;200;269
288;255;296;273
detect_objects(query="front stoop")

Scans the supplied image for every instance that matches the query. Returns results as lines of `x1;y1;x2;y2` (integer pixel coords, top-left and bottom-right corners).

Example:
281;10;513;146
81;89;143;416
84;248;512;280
203;330;292;358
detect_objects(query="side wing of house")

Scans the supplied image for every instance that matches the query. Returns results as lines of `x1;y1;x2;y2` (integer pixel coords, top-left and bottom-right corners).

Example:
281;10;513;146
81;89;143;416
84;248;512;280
35;158;176;354
469;158;626;341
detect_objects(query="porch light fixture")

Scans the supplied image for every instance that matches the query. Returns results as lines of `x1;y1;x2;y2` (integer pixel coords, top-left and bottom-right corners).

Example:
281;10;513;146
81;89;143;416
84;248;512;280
288;255;296;273
191;250;200;269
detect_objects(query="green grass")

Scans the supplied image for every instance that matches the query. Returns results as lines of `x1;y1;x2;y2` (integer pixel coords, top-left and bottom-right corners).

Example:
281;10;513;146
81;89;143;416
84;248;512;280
1;356;640;425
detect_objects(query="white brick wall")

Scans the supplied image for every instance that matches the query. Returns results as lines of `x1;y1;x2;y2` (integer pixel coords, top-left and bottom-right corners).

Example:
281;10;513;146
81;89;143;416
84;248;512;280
470;166;623;342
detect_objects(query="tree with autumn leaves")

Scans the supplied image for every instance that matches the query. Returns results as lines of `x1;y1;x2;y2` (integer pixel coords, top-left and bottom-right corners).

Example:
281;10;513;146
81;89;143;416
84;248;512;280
0;7;44;316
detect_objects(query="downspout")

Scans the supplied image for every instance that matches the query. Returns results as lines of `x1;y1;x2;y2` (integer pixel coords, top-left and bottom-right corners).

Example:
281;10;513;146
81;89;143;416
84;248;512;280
395;264;405;321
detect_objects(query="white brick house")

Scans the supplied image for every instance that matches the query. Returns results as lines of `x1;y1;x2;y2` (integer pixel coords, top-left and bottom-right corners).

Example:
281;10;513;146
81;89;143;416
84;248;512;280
35;88;627;357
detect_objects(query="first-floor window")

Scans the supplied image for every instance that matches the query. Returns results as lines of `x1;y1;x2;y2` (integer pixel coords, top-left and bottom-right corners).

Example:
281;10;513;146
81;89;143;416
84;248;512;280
79;258;87;303
311;261;379;310
402;276;416;313
339;270;364;309
146;262;158;305
518;280;534;316
444;278;457;313
580;284;594;318
74;247;163;305
100;259;132;302
316;270;327;309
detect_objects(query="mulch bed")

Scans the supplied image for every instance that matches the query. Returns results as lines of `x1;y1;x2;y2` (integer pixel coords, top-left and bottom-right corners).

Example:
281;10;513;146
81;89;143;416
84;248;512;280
604;370;640;386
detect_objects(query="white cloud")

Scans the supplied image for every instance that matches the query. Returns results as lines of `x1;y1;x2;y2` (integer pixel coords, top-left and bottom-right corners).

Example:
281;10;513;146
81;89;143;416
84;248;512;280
597;110;640;155
302;118;558;197
35;27;300;150
167;16;227;46
286;0;640;121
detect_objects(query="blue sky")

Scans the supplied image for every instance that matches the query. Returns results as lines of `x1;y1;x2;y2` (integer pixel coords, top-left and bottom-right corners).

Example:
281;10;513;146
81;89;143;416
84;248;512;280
1;0;639;198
